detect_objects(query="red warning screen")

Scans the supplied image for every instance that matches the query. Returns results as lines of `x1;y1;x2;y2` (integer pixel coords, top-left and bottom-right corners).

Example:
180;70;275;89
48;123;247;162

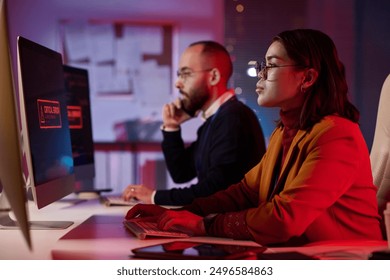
67;105;83;129
37;99;62;129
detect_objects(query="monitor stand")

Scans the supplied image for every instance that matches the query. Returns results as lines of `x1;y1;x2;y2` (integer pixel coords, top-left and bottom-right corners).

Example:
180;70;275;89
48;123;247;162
0;191;73;230
73;177;113;200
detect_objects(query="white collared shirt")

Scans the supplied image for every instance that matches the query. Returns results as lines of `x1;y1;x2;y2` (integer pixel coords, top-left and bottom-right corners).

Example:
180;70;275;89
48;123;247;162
202;90;235;120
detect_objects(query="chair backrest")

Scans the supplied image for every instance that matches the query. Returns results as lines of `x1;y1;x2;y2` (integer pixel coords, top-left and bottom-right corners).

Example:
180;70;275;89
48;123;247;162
370;74;390;233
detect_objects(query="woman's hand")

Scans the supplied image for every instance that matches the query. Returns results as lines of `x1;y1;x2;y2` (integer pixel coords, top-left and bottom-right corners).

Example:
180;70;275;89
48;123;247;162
125;204;167;222
125;205;206;236
157;210;206;236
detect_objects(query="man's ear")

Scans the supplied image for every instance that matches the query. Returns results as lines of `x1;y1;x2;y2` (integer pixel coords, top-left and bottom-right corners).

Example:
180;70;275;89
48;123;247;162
209;68;221;86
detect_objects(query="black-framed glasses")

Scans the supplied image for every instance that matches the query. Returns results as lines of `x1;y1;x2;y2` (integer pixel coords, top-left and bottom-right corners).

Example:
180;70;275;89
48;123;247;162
250;61;308;80
176;68;213;80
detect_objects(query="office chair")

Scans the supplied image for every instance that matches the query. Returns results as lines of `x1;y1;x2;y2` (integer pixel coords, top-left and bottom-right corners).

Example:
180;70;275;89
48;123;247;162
370;74;390;238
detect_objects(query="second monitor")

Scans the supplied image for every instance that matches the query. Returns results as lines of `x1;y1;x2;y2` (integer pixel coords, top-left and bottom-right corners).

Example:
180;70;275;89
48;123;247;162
63;65;95;192
63;65;111;195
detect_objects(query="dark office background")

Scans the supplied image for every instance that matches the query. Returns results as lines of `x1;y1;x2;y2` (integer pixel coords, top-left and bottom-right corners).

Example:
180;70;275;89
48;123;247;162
6;0;390;191
224;0;390;149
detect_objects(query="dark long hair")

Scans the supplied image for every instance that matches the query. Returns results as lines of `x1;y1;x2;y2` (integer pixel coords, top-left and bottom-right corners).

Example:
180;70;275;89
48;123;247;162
274;29;359;129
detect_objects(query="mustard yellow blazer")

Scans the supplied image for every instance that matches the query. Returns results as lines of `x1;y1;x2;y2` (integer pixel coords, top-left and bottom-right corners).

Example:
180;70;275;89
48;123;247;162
245;115;382;244
188;115;383;245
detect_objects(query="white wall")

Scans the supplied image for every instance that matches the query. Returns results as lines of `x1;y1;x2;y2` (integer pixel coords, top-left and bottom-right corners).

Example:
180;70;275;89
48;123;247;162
7;0;225;141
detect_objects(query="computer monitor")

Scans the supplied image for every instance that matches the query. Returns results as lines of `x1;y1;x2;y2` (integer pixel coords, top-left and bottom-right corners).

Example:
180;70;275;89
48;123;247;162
17;36;75;228
0;0;31;249
63;65;96;192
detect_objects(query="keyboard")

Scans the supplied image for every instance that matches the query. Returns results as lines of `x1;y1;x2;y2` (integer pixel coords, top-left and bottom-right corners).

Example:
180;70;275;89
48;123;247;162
123;219;190;239
101;195;139;206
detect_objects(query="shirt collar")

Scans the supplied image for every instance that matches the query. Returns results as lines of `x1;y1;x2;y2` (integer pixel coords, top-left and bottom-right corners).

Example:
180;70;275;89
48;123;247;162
202;90;235;120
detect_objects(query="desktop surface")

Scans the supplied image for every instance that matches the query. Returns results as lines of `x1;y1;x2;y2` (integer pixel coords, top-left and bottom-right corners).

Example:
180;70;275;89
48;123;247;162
0;197;387;260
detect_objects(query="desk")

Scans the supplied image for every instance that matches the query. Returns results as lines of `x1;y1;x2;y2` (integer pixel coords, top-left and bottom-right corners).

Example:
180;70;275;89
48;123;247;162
0;197;128;259
0;198;388;260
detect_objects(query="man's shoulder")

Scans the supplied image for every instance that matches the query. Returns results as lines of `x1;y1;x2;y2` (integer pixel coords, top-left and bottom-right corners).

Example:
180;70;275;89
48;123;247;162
219;96;255;115
214;99;261;132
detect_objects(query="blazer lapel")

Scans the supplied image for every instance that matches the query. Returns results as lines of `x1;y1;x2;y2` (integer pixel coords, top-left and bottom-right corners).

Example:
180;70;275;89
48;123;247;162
279;130;306;177
259;129;283;201
269;130;307;199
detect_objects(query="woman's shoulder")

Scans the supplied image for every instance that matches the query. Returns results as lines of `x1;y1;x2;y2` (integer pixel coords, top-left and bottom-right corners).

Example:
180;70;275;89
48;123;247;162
316;115;359;130
309;115;362;141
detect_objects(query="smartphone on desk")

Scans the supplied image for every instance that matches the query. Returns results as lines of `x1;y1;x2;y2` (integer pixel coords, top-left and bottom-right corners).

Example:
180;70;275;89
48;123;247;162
131;241;266;260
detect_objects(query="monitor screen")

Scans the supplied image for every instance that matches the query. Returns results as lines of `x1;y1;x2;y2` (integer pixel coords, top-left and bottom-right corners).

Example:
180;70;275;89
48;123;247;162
17;36;75;210
0;0;31;248
63;65;96;192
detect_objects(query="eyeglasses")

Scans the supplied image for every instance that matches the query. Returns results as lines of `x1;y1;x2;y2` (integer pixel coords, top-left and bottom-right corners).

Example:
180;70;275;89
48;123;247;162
176;68;213;81
252;61;308;80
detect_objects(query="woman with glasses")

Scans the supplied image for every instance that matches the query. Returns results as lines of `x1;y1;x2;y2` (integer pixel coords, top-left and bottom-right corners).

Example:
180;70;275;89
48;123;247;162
125;29;383;245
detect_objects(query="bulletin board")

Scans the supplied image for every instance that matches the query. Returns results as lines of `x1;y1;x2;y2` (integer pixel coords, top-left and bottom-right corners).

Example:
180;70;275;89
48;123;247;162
59;20;173;106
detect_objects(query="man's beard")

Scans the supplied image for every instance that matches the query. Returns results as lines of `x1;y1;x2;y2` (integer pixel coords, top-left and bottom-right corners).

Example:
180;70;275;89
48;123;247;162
180;87;209;117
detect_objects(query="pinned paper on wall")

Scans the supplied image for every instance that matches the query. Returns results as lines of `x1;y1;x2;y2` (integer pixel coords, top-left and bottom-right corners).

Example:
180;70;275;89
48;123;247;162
88;23;115;64
62;21;90;62
60;20;173;106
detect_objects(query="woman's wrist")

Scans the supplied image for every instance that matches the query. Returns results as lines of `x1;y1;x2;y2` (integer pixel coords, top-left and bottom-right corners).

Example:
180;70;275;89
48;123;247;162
203;214;217;234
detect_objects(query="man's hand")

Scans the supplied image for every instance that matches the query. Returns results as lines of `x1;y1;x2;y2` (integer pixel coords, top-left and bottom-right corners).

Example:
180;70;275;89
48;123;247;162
162;98;192;129
122;184;153;204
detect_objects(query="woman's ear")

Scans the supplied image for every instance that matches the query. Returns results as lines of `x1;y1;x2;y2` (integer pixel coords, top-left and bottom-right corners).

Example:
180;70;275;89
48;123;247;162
209;68;221;86
302;68;319;89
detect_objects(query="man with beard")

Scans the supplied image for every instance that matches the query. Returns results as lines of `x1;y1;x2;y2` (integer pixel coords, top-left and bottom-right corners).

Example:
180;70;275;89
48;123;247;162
122;41;266;206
